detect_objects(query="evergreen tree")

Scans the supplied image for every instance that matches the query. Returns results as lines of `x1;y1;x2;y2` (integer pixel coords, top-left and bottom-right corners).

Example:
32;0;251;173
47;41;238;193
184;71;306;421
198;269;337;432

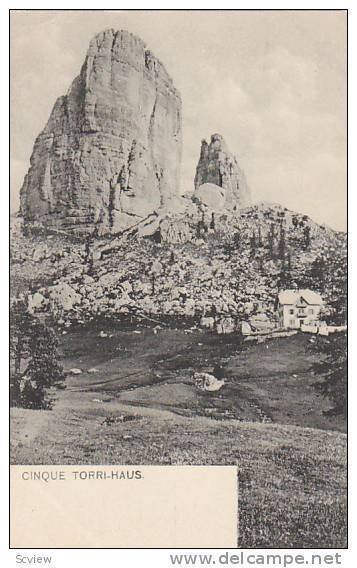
268;224;275;259
10;299;34;376
85;233;95;274
10;302;65;409
196;219;204;239
233;231;240;248
278;226;286;260
21;381;47;410
303;225;311;250
312;332;347;418
26;323;65;391
310;256;326;288
222;238;233;260
278;255;289;290
250;232;257;258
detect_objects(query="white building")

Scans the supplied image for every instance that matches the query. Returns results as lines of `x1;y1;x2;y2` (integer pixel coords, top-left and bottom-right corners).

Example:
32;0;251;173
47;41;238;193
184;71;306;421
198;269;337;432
277;289;324;329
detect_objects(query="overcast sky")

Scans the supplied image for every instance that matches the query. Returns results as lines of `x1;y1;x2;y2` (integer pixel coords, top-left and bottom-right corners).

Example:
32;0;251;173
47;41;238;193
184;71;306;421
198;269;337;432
10;10;347;230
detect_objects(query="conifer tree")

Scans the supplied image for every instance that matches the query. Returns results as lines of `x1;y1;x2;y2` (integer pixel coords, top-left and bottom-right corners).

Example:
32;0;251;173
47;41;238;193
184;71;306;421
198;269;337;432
268;224;275;259
10;299;33;376
312;332;347;417
303;225;311;250
233;232;240;248
10;301;65;409
250;232;257;258
278;226;286;260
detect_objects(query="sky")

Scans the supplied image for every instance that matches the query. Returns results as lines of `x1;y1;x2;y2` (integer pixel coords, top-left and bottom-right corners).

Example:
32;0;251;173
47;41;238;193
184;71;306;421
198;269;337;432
10;10;347;231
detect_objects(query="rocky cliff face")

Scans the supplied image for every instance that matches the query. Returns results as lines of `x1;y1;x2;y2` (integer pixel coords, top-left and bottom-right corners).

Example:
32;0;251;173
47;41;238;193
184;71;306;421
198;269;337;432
20;29;182;234
194;134;251;211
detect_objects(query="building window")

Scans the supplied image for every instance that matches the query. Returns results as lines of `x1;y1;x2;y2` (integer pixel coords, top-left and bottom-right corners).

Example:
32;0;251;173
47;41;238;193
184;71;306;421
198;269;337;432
308;308;314;314
290;319;295;326
298;308;305;314
289;309;294;314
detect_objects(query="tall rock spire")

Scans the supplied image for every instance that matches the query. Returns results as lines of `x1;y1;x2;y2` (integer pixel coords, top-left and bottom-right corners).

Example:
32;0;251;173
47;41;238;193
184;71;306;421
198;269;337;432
20;29;182;234
194;133;251;211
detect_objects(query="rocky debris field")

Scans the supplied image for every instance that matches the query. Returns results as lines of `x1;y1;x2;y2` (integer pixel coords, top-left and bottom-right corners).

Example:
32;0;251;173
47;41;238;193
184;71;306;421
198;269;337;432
11;202;347;330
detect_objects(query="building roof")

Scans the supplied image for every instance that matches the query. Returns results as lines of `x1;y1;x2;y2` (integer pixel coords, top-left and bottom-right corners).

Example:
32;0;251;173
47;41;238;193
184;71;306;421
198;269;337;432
278;289;323;306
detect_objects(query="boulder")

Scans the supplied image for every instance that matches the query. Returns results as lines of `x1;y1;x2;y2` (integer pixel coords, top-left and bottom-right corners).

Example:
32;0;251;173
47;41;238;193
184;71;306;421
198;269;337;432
151;259;163;275
48;282;82;311
68;368;83;375
200;316;215;329
98;273;118;289
183;298;196;316
195;183;226;210
32;246;48;262
137;214;161;238
28;291;47;313
92;250;102;261
249;313;275;332
114;292;133;310
193;372;225;392
216;317;236;334
160;217;193;243
83;274;95;285
120;281;133;294
241;321;252;335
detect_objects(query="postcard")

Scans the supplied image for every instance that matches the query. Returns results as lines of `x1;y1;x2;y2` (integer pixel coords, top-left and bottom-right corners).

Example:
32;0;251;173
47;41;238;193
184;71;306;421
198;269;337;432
9;9;347;549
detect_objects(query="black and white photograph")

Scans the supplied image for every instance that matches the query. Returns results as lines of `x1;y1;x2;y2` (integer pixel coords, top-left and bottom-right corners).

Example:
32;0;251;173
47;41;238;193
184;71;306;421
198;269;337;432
9;9;347;549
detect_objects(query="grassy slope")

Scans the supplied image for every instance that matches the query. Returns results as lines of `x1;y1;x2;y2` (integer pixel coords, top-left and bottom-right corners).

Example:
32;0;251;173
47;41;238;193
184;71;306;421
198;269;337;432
10;393;346;548
58;323;345;431
10;327;347;548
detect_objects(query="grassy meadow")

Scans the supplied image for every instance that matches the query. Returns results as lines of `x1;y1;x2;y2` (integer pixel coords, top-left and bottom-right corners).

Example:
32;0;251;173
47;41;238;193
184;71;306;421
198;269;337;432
10;321;347;548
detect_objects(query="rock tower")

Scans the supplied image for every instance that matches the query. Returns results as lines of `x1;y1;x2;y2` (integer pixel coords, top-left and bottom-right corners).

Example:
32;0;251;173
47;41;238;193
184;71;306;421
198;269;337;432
20;29;182;234
194;134;251;211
